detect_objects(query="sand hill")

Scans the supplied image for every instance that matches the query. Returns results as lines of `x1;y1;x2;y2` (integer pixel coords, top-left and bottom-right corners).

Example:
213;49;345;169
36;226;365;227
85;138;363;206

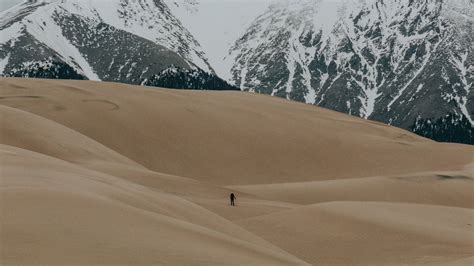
1;77;473;265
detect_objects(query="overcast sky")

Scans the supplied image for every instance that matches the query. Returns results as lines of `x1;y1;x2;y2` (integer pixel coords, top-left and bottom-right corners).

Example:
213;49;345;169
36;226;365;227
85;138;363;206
0;0;343;12
0;0;280;12
1;0;22;11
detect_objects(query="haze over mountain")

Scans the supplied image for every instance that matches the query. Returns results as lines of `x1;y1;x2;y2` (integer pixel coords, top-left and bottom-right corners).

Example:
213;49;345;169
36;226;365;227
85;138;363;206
0;0;473;144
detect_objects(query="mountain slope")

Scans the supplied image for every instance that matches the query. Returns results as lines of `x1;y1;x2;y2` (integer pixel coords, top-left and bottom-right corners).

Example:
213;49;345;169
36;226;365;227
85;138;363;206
0;0;221;85
227;0;473;144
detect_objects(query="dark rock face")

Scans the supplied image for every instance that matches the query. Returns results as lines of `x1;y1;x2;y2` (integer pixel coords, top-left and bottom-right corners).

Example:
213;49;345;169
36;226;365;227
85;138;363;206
53;12;190;84
228;0;473;144
142;66;239;90
1;30;87;80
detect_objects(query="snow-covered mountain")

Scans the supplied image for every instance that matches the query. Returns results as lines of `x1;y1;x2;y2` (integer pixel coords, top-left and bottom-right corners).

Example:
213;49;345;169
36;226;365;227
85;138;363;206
227;0;473;144
0;0;216;84
1;0;472;144
164;0;272;80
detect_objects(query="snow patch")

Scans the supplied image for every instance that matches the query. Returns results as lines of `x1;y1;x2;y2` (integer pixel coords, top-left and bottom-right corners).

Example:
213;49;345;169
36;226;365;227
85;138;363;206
387;36;442;111
416;84;424;94
0;54;11;74
23;3;100;80
450;52;473;125
0;22;22;45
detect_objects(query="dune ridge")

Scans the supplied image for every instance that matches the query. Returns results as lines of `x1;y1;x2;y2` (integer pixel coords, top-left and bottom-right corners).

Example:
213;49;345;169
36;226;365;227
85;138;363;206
1;77;473;265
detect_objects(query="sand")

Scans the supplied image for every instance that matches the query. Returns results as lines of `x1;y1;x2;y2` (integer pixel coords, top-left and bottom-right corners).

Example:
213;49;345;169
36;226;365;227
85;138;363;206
1;77;473;265
238;202;474;265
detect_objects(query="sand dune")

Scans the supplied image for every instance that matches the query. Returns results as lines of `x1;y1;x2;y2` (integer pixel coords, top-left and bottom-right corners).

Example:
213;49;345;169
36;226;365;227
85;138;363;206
1;78;472;185
1;77;473;265
0;144;306;264
0;104;142;168
230;171;474;208
238;202;474;265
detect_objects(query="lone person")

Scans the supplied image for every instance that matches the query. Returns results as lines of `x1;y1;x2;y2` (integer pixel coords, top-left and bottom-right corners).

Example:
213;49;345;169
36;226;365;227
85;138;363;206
230;193;236;206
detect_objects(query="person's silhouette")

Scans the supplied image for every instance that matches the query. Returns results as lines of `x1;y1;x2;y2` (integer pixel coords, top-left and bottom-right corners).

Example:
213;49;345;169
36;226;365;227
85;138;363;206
230;193;236;206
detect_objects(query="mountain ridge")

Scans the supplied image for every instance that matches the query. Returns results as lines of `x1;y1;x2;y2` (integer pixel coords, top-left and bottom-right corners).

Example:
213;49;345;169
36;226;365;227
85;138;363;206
227;0;473;144
0;0;221;83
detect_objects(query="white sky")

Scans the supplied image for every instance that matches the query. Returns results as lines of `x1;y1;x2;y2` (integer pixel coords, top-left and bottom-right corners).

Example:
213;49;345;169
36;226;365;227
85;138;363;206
1;0;23;11
0;0;347;12
167;0;274;79
0;0;277;11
